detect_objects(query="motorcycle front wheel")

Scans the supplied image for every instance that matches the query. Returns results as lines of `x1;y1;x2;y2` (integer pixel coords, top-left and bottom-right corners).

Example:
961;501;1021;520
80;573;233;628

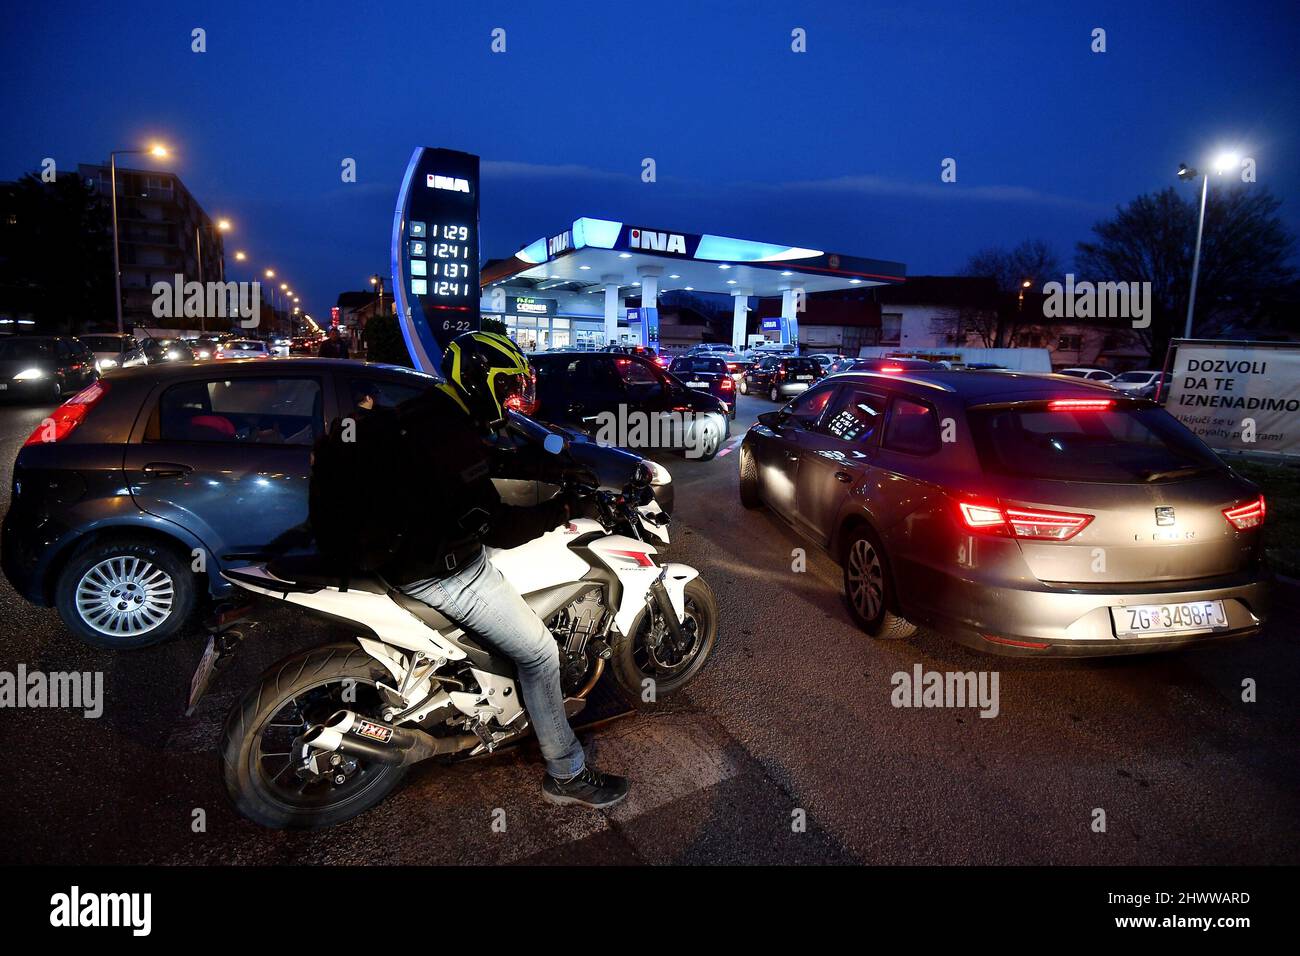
220;642;410;829
610;577;718;706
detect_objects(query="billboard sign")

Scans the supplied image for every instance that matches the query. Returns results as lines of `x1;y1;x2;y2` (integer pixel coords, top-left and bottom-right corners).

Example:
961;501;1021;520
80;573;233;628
1163;340;1300;457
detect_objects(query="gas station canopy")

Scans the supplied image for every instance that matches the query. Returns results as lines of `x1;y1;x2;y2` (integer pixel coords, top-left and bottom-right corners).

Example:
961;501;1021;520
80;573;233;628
481;217;907;347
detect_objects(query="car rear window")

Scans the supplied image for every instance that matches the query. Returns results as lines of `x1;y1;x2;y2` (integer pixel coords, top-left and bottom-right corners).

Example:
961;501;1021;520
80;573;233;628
155;377;323;445
0;339;52;360
969;402;1224;482
226;340;266;351
782;358;820;374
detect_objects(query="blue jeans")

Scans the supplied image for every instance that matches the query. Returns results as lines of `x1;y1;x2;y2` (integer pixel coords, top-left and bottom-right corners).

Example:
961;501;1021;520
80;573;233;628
399;550;586;779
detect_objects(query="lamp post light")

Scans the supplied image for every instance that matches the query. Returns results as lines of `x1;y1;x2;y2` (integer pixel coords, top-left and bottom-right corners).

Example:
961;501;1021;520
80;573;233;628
1178;151;1240;339
109;143;169;333
193;218;232;332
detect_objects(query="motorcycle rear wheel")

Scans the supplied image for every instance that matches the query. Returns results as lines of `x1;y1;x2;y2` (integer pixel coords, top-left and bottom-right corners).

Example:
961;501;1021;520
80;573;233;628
220;642;411;829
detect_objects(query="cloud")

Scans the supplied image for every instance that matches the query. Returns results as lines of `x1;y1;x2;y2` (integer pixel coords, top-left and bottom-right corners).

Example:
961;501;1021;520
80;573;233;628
775;173;1101;210
481;160;628;183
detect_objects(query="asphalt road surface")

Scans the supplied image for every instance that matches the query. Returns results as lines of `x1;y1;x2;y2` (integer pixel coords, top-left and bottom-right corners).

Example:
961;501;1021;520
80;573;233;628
0;390;1297;865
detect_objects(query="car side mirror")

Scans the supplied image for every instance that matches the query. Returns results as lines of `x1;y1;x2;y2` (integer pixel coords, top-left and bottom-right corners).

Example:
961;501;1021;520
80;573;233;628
756;410;786;429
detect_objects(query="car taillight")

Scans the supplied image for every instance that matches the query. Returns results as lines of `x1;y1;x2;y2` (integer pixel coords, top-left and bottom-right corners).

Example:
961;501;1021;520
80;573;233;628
23;380;110;447
956;498;1093;540
1048;398;1113;411
1223;494;1266;530
720;376;734;390
881;365;905;373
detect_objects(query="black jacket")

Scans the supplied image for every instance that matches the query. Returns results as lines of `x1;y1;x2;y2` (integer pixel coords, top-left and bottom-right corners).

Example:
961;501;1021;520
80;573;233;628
380;387;568;585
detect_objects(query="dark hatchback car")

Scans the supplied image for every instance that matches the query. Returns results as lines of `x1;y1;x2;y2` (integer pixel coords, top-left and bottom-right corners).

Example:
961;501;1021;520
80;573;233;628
739;355;823;401
739;370;1268;657
0;335;98;402
531;350;730;459
2;359;669;649
667;354;737;418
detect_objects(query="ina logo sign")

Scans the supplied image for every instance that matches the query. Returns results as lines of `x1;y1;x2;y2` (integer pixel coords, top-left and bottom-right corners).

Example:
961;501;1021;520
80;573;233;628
427;174;470;193
629;228;686;255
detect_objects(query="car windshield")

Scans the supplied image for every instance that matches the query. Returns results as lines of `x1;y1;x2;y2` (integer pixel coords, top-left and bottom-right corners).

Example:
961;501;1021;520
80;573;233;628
0;339;53;360
80;336;122;352
969;402;1225;482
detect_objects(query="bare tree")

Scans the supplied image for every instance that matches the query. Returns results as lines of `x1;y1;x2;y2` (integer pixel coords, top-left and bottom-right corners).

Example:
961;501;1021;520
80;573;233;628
962;240;1064;346
1076;185;1294;363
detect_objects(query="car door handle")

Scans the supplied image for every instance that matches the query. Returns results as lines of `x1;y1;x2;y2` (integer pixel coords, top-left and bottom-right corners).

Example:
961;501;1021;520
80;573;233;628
834;470;853;483
142;462;193;479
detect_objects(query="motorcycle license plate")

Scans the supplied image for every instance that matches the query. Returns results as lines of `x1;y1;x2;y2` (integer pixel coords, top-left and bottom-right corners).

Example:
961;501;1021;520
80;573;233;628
1111;600;1228;637
186;635;221;714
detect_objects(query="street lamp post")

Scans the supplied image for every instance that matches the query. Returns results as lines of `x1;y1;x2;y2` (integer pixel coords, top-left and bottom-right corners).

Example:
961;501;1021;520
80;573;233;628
1178;152;1239;340
109;144;168;334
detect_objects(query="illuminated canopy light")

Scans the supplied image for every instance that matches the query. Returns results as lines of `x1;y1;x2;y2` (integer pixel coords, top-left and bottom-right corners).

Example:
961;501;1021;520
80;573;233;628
694;235;822;263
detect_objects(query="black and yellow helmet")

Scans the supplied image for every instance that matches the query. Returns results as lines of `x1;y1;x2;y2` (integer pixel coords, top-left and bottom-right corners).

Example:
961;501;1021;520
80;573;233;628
440;331;536;432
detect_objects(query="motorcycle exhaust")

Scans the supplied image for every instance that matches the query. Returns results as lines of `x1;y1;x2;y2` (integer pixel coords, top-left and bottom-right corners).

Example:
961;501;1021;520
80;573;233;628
303;710;478;767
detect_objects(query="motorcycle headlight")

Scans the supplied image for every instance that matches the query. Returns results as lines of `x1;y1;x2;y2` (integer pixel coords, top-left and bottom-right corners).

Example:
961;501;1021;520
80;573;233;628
13;367;43;380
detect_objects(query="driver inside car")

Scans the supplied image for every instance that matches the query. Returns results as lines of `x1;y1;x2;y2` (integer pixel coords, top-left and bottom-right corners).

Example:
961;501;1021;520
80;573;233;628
382;331;630;809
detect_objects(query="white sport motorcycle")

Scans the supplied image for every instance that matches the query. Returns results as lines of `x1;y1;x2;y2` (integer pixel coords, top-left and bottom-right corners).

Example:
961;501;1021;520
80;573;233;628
208;460;717;829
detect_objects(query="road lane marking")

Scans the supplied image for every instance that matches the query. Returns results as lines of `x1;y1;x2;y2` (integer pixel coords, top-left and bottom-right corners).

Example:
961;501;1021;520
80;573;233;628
717;436;744;457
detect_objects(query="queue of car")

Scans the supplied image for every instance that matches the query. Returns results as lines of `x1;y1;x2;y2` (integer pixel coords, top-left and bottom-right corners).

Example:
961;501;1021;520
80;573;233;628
0;334;1261;664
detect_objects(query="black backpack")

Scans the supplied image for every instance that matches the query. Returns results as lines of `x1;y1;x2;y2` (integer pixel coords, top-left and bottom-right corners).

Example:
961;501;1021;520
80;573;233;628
308;407;409;580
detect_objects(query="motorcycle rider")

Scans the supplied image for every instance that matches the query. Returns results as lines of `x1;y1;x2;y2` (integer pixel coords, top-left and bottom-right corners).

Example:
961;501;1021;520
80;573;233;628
382;331;630;809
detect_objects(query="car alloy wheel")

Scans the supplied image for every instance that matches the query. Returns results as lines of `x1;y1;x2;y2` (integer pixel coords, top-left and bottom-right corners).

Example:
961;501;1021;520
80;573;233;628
74;555;176;637
739;377;748;394
846;538;884;622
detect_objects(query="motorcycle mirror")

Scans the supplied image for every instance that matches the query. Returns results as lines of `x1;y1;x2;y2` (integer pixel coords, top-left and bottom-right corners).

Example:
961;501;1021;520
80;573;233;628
543;433;565;456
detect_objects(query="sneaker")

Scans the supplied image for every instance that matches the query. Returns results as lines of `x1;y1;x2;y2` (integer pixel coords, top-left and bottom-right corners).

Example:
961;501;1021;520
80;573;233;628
542;764;629;808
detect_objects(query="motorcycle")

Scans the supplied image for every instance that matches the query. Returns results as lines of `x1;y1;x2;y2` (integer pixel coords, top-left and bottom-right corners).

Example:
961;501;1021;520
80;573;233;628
206;450;717;829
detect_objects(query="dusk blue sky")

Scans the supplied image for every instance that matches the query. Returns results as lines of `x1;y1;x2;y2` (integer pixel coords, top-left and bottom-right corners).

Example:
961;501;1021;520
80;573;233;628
3;0;1297;319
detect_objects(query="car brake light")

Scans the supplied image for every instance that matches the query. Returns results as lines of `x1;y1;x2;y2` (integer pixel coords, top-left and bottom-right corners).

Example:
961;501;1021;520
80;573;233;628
1223;494;1265;530
956;498;1093;540
957;501;1005;529
881;365;905;373
23;380;110;447
1004;507;1093;539
1048;398;1114;411
720;376;734;390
